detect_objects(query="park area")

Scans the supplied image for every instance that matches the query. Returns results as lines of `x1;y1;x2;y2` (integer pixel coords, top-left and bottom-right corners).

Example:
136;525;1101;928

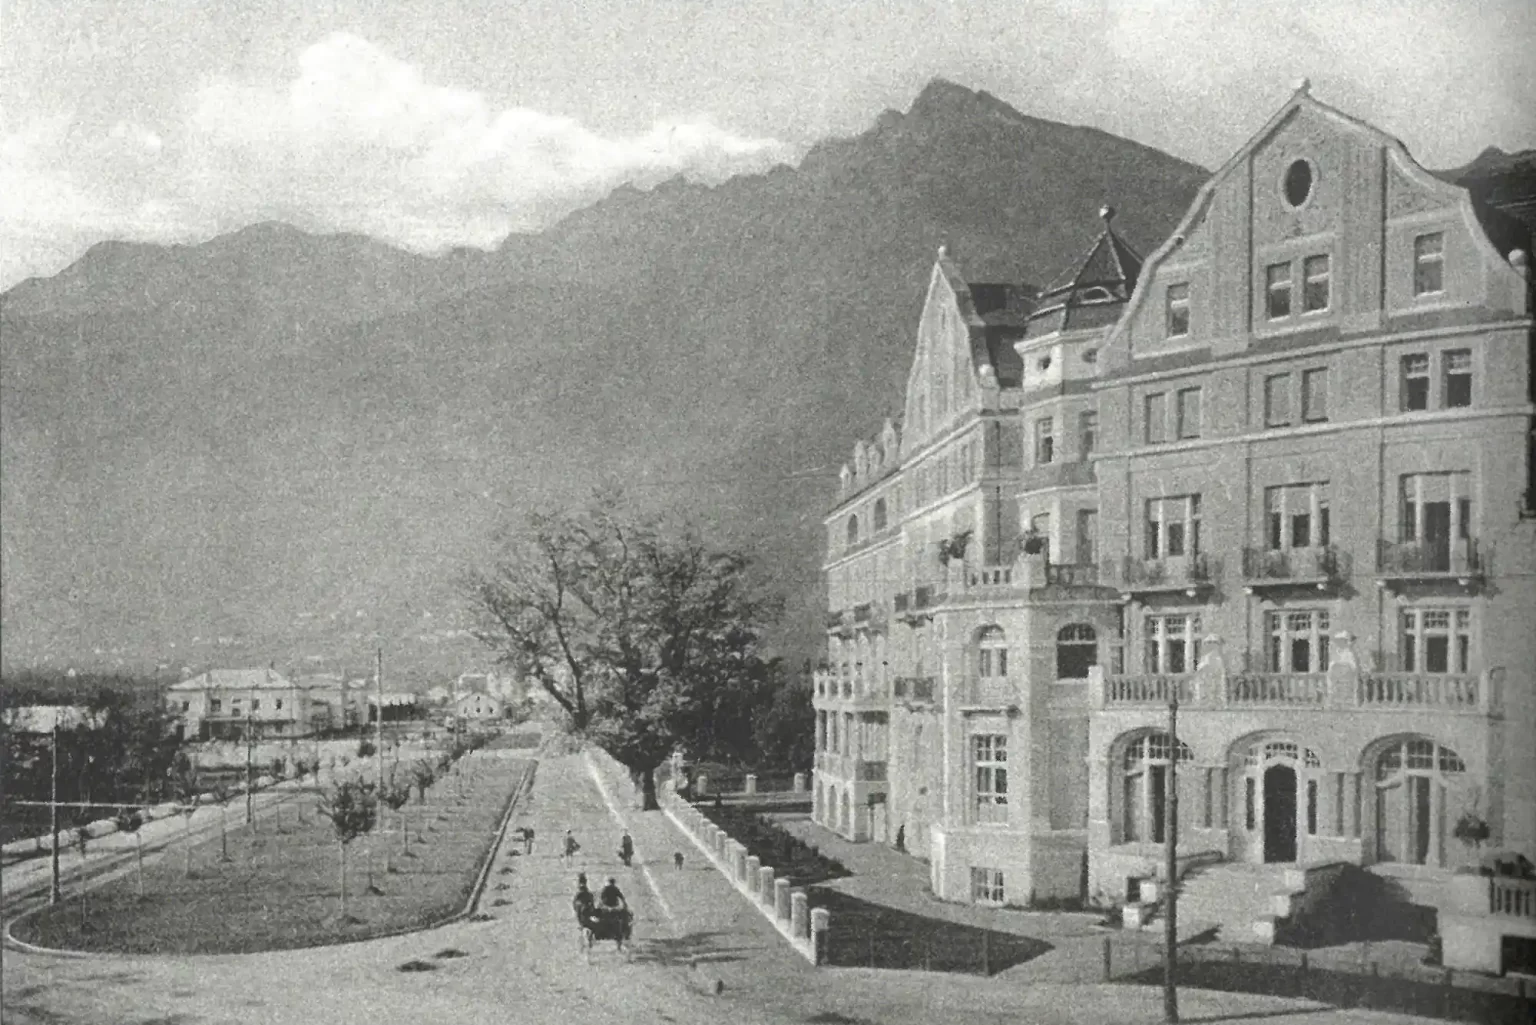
11;752;532;954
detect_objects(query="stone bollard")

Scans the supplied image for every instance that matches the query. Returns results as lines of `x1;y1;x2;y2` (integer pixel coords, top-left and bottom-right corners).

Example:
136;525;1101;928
810;907;831;965
734;845;748;882
715;831;728;859
745;855;761;889
792;772;806;794
791;891;809;939
759;866;776;905
697;774;709;796
775;878;792;921
744;773;757;795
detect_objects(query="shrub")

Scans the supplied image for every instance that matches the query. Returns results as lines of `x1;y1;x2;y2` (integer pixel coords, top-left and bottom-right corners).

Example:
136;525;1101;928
357;739;377;758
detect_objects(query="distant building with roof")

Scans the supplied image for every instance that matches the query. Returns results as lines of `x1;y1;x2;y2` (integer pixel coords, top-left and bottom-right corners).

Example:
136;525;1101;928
167;668;321;740
1;705;106;734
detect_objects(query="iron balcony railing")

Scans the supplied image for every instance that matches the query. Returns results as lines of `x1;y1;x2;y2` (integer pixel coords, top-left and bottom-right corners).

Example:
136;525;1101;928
1240;545;1346;586
1377;538;1484;580
1102;553;1214;593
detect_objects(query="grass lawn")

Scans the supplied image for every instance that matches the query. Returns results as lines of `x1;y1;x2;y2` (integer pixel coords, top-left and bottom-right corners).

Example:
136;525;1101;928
12;755;531;954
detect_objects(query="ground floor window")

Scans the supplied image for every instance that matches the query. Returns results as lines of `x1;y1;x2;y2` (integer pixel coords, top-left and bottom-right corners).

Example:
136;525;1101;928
970;866;1005;904
1375;737;1465;867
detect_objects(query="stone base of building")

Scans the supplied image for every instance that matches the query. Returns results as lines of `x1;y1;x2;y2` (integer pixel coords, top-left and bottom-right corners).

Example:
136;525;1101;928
929;824;1084;906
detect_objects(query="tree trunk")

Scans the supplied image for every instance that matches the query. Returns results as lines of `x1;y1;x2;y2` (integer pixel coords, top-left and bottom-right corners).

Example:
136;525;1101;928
641;766;659;811
135;832;145;898
183;815;193;876
401;807;410;853
219;806;230;862
338;841;348;918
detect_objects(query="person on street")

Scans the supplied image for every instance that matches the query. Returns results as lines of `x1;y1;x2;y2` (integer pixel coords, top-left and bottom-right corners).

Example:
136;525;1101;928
524;824;535;855
618;830;634;866
572;872;595;925
599;876;628;913
563;828;580;860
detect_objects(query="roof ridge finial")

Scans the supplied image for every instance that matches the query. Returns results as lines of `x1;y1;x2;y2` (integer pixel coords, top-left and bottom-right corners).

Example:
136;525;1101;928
1099;204;1116;224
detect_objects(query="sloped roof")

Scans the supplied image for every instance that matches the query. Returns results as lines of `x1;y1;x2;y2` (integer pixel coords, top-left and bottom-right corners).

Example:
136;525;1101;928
170;668;293;691
1024;206;1142;338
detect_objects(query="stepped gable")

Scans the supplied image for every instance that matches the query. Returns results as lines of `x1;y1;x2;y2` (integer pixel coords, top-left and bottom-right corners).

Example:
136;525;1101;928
1021;204;1142;339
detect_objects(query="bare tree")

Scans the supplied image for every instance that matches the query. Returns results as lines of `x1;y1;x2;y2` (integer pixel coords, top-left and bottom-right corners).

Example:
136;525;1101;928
316;779;377;920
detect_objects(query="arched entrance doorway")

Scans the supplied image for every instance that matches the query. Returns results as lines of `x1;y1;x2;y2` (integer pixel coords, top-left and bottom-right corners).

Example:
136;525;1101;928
1235;739;1320;864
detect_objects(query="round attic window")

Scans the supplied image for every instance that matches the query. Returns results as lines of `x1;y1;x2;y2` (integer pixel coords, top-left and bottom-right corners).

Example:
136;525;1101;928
1283;159;1313;208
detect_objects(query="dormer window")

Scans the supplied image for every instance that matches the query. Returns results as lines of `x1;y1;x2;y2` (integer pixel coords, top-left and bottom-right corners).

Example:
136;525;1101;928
1165;283;1190;338
1082;348;1098;364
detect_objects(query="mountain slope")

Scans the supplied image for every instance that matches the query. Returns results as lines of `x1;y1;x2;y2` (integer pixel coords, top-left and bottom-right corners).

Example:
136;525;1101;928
0;80;1208;680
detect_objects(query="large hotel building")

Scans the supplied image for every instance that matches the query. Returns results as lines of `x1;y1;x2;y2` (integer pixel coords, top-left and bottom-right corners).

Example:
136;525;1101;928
810;85;1534;948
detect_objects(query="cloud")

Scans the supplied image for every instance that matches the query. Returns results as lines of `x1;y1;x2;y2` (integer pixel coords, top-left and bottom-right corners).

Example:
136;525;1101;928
0;32;793;285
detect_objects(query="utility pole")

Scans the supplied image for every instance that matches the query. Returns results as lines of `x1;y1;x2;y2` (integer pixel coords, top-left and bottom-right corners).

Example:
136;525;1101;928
49;713;61;904
1164;690;1180;1024
376;647;385;793
245;696;255;825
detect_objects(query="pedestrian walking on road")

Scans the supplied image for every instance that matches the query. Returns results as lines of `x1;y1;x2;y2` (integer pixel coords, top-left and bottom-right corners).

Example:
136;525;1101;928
524;825;536;855
563;828;580;861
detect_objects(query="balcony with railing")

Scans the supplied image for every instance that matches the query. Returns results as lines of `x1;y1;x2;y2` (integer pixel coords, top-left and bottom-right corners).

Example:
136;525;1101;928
1090;663;1501;715
1377;538;1485;587
1241;545;1346;592
1102;553;1215;597
1045;562;1100;587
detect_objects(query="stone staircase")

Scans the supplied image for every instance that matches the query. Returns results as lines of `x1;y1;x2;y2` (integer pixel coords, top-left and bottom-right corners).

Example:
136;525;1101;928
1131;862;1308;945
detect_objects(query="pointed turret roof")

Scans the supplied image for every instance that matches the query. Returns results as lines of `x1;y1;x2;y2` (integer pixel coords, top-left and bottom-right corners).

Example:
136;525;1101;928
1023;205;1143;338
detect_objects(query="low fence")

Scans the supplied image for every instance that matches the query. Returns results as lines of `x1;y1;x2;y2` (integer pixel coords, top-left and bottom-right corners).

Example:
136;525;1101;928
1104;934;1534;1025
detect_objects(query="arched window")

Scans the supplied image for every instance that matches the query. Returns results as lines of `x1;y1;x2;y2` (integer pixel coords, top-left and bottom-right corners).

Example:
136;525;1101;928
846;515;859;546
873;497;888;531
1375;738;1466;867
1123;732;1193;844
977;625;1008;677
1057;623;1097;679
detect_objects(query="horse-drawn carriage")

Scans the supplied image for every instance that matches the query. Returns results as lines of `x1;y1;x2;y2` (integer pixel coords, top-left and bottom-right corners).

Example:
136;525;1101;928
579;905;633;961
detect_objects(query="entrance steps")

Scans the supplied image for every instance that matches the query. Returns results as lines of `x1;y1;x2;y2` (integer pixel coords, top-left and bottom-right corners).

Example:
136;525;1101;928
1131;862;1309;945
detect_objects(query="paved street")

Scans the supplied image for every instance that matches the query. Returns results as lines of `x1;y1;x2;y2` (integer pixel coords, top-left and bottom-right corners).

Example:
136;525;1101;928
3;750;1446;1025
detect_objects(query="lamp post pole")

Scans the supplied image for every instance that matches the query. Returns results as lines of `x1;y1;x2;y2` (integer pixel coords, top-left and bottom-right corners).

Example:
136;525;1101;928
1164;690;1180;1024
376;647;385;793
49;714;61;904
245;698;255;825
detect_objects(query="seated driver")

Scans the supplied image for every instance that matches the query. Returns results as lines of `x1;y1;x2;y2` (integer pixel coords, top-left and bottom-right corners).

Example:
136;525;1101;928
599;876;628;914
572;873;596;925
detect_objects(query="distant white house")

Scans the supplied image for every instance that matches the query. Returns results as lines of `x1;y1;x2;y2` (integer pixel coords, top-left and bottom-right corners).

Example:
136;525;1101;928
454;692;503;721
168;668;320;740
424;685;452;705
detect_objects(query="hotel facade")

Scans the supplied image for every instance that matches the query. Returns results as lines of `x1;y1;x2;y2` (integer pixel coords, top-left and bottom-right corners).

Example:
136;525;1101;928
810;87;1534;950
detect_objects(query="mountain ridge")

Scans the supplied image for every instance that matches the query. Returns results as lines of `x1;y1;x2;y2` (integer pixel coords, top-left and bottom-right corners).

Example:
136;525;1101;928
0;79;1211;681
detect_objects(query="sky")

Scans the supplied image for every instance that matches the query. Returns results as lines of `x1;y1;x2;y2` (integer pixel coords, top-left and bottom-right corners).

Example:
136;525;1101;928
1;0;1533;291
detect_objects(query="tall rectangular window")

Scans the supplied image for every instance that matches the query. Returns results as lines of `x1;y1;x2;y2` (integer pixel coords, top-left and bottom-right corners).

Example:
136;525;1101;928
1076;509;1098;566
1079;411;1097;459
1145;614;1201;674
1414;232;1444;295
1265;262;1292;319
1401;354;1429;411
1166;282;1190;338
1145;393;1167;443
1264;373;1293;427
1264;483;1330;550
1146;495;1201;559
1442;350;1471;408
1401;608;1471;674
1268;609;1331;672
1301;368;1328;421
1034;416;1054;464
1176;387;1202;439
1302;254;1331;312
210;699;222;714
973;735;1008;824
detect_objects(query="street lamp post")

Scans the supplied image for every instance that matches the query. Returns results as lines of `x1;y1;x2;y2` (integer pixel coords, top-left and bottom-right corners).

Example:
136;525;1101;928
49;714;61;904
1164;690;1181;1024
376;647;385;794
245;698;255;825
